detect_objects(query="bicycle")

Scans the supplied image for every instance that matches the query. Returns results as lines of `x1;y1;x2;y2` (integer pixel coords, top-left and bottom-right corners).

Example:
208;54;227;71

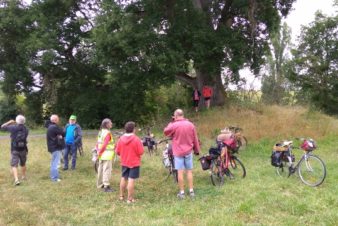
209;143;246;187
228;126;248;151
275;138;326;187
158;138;178;184
141;127;157;156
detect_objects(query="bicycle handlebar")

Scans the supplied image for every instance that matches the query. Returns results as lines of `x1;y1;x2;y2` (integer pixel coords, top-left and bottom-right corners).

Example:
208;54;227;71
227;126;243;132
112;131;124;137
158;138;171;144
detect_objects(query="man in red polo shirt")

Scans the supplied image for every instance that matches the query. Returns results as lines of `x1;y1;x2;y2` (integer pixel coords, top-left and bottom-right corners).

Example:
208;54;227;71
164;109;200;199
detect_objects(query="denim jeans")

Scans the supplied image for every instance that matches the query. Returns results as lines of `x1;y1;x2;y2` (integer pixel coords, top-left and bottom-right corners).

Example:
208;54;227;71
50;150;62;181
64;143;77;169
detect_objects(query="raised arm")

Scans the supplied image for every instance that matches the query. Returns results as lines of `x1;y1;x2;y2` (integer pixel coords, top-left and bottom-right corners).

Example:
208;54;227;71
1;119;15;129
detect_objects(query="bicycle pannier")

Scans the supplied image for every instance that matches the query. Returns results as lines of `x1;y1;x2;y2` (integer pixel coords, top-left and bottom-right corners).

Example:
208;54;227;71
199;155;212;170
209;147;221;157
162;149;171;168
271;151;282;167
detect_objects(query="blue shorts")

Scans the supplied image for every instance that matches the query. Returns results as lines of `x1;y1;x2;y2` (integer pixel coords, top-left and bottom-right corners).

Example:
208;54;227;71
174;153;193;170
122;166;140;179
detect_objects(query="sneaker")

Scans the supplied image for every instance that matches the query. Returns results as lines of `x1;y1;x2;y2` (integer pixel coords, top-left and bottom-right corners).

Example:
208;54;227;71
21;176;27;181
189;191;195;198
14;180;21;186
177;192;185;200
62;168;68;171
103;186;114;192
52;179;61;182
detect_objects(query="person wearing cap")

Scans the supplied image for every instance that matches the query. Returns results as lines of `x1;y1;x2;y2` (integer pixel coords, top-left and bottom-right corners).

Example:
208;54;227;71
1;115;29;186
63;115;82;170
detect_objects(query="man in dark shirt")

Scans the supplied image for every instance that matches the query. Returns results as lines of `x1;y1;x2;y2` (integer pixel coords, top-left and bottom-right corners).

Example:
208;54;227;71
46;114;65;182
1;115;29;186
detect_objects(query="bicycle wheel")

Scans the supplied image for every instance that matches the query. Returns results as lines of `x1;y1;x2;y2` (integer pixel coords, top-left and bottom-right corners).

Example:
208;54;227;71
172;168;178;183
276;162;291;177
238;136;248;150
229;157;246;178
169;156;178;183
297;154;326;187
210;159;224;186
94;160;99;174
78;146;84;156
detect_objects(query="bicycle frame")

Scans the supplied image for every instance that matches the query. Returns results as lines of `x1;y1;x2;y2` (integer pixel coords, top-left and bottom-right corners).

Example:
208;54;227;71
218;147;245;178
158;138;178;183
285;150;314;176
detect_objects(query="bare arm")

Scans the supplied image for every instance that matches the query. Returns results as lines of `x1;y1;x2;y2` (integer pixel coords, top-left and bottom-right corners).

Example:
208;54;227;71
1;119;15;129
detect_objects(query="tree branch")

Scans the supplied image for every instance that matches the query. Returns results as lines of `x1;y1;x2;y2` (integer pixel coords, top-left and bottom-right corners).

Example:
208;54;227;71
175;72;197;87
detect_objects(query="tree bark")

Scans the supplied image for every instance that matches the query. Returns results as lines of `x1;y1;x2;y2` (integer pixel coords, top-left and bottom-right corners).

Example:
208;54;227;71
176;69;226;107
195;69;226;106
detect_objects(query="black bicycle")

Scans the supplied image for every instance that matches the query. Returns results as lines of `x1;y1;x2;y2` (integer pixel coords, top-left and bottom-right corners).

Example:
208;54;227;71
158;138;178;184
141;127;157;156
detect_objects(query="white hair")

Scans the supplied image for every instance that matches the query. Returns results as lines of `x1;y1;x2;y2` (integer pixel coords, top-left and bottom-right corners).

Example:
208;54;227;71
15;115;26;124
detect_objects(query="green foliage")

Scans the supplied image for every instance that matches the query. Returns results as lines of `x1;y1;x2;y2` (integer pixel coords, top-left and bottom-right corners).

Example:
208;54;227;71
0;0;296;127
149;82;191;118
288;12;338;114
261;23;293;105
0;97;18;122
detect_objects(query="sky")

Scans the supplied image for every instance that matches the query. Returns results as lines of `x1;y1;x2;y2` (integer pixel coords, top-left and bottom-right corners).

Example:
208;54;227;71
285;0;336;42
234;0;337;90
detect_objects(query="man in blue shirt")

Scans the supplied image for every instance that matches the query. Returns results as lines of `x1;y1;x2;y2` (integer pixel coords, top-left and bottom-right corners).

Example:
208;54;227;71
63;115;82;170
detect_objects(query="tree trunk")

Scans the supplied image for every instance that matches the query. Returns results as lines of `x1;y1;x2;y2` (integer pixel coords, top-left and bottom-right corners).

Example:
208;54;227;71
195;69;226;106
176;69;226;107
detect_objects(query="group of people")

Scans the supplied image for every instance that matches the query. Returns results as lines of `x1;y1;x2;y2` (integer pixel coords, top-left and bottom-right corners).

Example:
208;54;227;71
192;86;213;112
1;108;201;202
46;114;82;182
94;108;200;202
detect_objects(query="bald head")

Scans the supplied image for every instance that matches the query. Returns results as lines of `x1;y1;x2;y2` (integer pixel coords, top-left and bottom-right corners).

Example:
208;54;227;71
50;114;59;124
174;109;184;120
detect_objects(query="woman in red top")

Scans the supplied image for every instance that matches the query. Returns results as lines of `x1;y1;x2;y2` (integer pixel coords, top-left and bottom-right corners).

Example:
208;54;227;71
202;86;213;109
116;121;144;203
192;88;201;112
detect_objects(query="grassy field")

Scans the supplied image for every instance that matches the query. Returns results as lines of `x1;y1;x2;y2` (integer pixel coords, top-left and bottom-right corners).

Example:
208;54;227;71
1;106;338;226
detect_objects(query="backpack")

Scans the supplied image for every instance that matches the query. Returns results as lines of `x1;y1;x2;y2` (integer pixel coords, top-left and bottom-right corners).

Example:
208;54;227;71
13;127;28;150
271;151;282;167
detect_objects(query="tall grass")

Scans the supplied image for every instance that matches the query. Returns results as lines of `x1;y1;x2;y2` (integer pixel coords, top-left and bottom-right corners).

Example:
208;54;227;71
1;105;338;225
